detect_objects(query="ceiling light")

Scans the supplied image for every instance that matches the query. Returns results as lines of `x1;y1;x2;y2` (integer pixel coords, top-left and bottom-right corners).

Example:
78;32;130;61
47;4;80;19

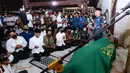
52;1;57;6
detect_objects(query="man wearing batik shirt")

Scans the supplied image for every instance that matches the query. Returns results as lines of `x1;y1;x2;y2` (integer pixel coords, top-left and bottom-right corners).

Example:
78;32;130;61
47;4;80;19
91;8;104;40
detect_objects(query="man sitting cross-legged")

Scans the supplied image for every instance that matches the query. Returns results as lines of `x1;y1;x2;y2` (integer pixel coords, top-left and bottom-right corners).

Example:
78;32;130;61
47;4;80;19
29;29;45;61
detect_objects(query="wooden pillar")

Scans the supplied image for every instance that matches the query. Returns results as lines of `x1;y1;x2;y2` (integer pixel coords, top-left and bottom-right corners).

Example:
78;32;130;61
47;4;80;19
111;0;118;34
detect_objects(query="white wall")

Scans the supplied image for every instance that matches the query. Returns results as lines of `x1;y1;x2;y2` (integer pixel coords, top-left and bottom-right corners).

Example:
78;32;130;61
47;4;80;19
97;0;112;23
102;0;112;17
97;0;130;46
114;0;130;46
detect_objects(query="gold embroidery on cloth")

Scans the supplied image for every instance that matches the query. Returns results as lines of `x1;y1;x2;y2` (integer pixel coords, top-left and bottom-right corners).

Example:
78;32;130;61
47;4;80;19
100;44;114;59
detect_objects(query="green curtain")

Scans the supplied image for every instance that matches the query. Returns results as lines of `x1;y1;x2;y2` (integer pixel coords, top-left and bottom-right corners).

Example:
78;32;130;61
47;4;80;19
62;38;116;73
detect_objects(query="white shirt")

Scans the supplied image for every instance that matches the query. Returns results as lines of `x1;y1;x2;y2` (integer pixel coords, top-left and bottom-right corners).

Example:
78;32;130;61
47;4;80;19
52;15;57;22
29;36;44;54
40;30;46;38
26;13;33;27
39;30;46;42
57;15;62;28
12;16;18;22
4;17;16;26
40;15;44;24
6;36;27;53
56;32;66;46
2;64;13;73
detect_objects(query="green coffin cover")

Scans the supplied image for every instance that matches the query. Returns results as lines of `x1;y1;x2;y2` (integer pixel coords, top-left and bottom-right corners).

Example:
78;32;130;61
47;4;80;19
62;38;116;73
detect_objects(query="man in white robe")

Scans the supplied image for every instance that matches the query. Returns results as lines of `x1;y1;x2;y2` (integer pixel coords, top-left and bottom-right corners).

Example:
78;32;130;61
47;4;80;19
29;29;45;61
6;31;29;63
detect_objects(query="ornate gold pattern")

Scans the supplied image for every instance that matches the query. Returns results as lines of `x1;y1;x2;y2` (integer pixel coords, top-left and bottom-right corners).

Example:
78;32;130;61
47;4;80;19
100;44;114;59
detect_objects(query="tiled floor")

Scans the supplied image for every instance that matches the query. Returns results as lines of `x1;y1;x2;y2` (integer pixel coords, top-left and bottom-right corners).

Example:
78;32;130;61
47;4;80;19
111;47;128;73
11;47;75;73
11;46;128;73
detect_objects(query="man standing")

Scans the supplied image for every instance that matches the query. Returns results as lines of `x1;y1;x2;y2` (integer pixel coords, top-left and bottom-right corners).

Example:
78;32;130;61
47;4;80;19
57;11;63;28
79;13;88;31
26;9;33;28
51;12;57;30
72;12;80;30
44;11;52;27
3;14;16;29
90;8;104;40
29;29;44;61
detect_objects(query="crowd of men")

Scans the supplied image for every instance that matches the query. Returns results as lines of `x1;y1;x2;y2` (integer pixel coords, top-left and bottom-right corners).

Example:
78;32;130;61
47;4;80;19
0;8;113;73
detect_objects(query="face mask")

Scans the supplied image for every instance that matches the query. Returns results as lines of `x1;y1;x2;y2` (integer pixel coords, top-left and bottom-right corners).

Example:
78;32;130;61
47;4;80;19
65;16;67;18
46;15;49;17
59;14;61;17
24;29;29;31
48;27;51;30
12;35;17;39
83;28;86;31
75;30;78;33
48;32;51;36
36;16;39;18
61;30;64;33
41;29;44;31
9;55;14;63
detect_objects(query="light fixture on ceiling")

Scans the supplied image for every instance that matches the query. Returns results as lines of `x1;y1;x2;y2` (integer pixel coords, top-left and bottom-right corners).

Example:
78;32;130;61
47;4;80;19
52;1;57;6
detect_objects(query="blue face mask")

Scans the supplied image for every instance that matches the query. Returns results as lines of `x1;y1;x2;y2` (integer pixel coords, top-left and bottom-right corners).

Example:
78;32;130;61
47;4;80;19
9;55;14;63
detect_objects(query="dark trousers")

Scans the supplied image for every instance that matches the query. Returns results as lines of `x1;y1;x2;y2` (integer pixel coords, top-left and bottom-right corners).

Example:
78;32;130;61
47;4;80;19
33;52;48;61
33;53;41;61
72;40;80;46
11;47;30;64
11;50;29;64
65;42;72;48
43;46;54;54
56;45;66;51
